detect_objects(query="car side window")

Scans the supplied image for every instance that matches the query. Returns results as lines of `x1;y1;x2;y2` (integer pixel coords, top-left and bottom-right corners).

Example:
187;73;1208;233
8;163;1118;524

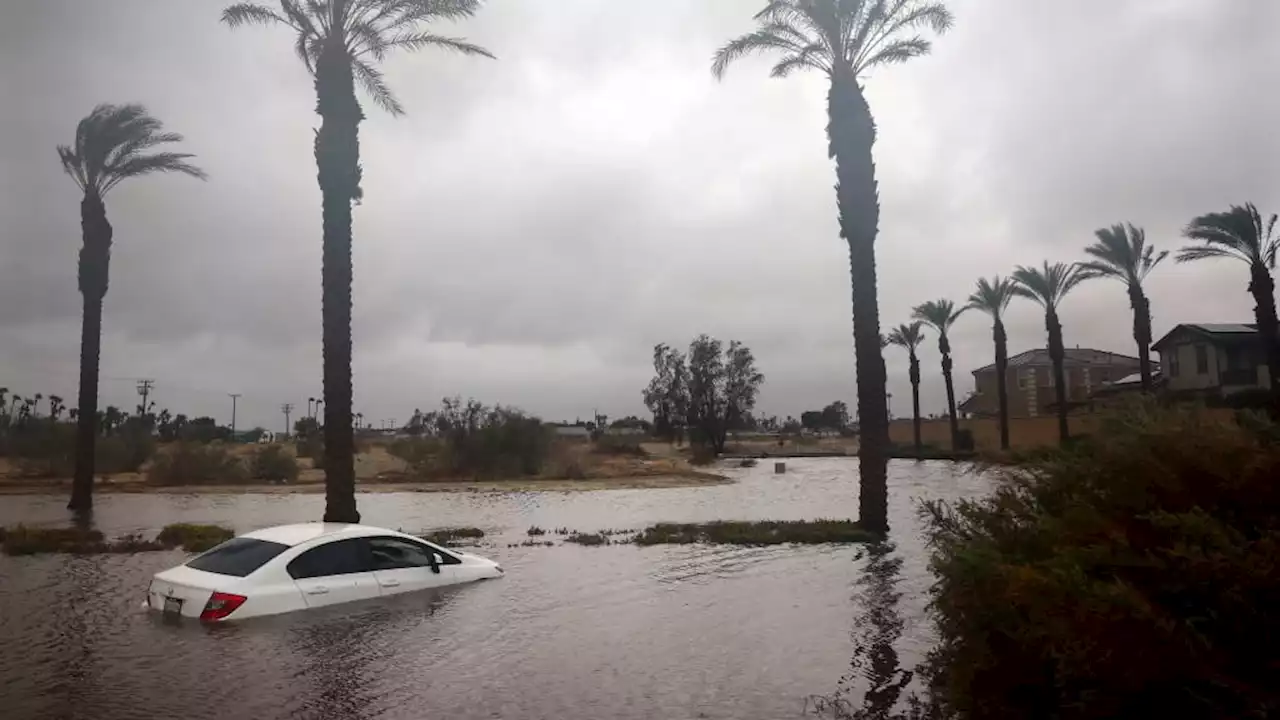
368;536;461;570
287;538;374;580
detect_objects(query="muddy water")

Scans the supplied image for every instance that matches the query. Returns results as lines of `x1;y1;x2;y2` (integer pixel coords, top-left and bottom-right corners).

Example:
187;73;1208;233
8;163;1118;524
0;459;987;720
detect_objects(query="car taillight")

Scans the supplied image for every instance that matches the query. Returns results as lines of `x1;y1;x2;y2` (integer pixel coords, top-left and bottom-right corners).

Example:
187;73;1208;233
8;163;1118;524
200;592;247;622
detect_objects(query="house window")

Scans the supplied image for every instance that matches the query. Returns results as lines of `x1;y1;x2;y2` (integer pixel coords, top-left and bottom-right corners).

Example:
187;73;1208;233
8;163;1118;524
1019;368;1036;388
1167;351;1180;377
1195;344;1209;374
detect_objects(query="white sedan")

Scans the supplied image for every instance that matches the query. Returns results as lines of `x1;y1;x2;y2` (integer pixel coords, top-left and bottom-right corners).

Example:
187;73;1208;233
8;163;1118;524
146;523;503;622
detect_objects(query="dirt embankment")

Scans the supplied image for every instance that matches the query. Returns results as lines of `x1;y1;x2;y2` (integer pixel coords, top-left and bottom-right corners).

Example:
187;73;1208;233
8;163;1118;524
0;441;728;495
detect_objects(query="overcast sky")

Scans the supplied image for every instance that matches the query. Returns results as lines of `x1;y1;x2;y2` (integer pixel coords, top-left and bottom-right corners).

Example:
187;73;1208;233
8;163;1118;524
1;0;1277;431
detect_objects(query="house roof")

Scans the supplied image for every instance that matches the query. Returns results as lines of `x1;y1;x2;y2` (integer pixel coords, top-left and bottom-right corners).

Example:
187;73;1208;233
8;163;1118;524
972;348;1143;375
1151;323;1259;350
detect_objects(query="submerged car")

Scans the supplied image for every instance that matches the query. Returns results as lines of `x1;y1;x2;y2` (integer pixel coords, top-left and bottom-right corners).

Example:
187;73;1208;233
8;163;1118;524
146;523;502;622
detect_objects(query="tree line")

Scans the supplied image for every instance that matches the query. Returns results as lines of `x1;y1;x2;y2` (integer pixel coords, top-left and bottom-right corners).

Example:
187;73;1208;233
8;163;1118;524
888;209;1280;457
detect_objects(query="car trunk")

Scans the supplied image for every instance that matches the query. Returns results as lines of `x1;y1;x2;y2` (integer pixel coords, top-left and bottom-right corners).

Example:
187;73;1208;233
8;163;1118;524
149;565;236;619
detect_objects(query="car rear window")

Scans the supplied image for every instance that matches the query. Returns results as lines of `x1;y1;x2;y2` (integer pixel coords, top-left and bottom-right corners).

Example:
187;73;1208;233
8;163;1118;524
186;537;289;578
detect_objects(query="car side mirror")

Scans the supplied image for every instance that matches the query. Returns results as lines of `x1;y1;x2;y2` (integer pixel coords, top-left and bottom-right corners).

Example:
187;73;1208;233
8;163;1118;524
429;553;443;574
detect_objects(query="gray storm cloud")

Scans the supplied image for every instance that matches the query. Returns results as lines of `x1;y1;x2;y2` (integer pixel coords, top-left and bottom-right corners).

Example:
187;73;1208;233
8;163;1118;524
1;0;1277;429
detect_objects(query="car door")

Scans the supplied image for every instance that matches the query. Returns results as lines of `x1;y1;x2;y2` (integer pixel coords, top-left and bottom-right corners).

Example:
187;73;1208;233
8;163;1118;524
367;536;461;596
287;537;381;609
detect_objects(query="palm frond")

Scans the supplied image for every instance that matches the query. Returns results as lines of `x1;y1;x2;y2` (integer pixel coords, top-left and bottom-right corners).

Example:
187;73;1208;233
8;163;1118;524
966;276;1017;319
352;59;404;115
58;104;205;195
382;32;494;57
911;298;965;333
223;0;492;115
221;2;292;28
851;0;951;73
1180;202;1280;269
886;320;925;351
859;36;930;68
1081;222;1167;286
712;25;814;79
1012;261;1090;312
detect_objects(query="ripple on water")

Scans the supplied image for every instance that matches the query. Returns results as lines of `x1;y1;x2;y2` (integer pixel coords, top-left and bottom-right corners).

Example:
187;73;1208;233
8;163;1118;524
0;459;988;720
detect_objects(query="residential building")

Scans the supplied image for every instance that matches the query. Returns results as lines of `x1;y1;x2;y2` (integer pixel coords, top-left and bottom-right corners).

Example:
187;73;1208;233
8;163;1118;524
1150;323;1271;397
958;348;1144;419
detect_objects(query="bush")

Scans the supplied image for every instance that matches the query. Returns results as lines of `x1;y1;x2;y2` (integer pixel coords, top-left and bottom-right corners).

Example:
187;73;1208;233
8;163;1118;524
689;445;718;465
387;437;443;475
592;434;648;456
147;443;248;486
953;428;975;452
2;526;105;555
635;520;873;546
920;401;1280;719
250;444;299;482
157;523;235;552
97;430;156;474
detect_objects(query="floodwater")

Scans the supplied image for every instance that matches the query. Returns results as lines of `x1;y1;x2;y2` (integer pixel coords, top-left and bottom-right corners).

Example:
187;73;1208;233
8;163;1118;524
0;459;988;720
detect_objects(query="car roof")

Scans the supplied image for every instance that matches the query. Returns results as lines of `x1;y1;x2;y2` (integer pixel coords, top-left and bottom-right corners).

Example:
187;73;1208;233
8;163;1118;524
239;523;410;547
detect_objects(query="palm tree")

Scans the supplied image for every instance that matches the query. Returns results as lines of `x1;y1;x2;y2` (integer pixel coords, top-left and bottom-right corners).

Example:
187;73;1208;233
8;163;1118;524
222;0;494;523
1012;261;1092;444
58;103;205;514
886;322;925;456
912;300;965;449
1178;203;1280;418
712;0;952;534
1079;223;1167;392
966;276;1018;451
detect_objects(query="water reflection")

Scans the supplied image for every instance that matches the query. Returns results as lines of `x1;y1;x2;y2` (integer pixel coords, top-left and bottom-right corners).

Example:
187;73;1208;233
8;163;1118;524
808;542;919;720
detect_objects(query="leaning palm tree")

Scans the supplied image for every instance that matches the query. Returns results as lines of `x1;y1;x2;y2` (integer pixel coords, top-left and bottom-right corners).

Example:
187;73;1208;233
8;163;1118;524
712;0;952;534
1079;223;1167;392
912;300;965;449
886;322;925;456
57;103;205;514
1178;203;1280;418
966;276;1017;451
1012;261;1092;444
222;0;494;523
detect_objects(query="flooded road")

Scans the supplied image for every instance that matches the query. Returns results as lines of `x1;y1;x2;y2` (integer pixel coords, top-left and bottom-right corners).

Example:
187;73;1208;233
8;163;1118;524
0;459;987;720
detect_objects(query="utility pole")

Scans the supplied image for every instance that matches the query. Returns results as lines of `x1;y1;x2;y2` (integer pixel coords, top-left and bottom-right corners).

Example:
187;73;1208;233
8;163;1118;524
281;403;294;437
136;379;155;417
228;394;241;439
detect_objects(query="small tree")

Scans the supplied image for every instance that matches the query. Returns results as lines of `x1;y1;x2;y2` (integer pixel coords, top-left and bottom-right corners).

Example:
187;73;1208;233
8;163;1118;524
642;343;690;444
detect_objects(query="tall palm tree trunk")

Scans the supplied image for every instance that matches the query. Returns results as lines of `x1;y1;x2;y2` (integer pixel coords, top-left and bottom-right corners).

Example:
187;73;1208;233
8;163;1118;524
939;337;959;449
1130;287;1155;392
1046;309;1070;443
315;43;361;524
829;68;889;534
908;352;921;455
1247;263;1280;419
70;194;110;514
993;320;1010;451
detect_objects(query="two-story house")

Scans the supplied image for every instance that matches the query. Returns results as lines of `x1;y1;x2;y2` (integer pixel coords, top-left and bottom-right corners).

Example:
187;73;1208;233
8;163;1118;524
1151;323;1271;396
958;348;1144;419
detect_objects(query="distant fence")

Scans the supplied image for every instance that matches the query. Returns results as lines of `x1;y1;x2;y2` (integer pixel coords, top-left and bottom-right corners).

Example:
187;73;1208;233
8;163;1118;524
889;408;1239;451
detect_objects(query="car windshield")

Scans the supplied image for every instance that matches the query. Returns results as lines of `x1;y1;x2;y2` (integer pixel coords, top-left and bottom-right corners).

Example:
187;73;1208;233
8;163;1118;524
186;537;289;578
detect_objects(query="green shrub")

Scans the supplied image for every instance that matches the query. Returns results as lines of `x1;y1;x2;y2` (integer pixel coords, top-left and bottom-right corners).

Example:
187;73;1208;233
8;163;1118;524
689;446;718;465
1;525;104;555
147;443;248;485
96;430;156;474
157;523;234;552
250;444;299;482
592;435;648;456
635;520;873;546
920;401;1280;719
420;527;485;546
565;532;609;546
387;437;443;476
